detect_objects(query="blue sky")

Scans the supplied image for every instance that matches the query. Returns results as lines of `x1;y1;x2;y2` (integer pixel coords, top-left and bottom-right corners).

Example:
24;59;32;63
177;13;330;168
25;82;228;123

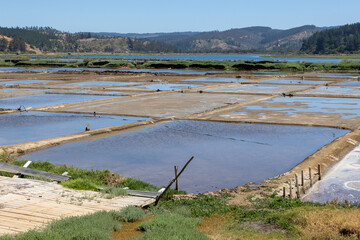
1;0;359;33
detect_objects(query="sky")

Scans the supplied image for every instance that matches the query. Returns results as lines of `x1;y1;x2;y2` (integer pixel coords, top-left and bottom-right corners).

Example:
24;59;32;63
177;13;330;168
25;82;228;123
1;0;359;33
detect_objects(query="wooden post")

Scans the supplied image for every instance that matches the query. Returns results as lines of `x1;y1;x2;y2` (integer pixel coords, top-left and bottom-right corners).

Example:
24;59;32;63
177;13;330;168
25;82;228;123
301;170;305;194
174;166;179;191
295;174;300;198
154;156;194;206
283;186;286;198
289;180;293;199
309;167;312;187
318;164;322;180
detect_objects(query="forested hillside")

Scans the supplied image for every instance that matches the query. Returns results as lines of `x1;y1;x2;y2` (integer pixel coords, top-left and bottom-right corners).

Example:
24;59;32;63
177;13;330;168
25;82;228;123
300;23;360;54
0;27;178;53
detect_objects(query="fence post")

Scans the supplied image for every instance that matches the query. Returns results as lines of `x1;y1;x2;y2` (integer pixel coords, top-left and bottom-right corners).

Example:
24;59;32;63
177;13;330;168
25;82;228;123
309;167;312;187
174;166;179;191
295;174;300;198
318;164;322;180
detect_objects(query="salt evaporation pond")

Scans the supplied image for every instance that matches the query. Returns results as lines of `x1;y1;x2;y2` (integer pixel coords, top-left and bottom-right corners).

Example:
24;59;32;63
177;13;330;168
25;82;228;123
23;121;349;193
0;79;57;85
0;94;111;109
259;79;331;85
0;111;149;145
135;83;203;91
64;81;139;87
303;145;360;203
335;80;360;86
183;77;247;83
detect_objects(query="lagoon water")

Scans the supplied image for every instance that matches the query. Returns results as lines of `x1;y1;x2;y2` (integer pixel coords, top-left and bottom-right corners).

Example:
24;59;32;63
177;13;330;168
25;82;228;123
78;54;360;63
23;121;349;193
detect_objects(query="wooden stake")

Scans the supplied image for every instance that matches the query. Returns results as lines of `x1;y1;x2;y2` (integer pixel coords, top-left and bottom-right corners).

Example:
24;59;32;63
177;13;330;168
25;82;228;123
318;164;322;180
301;170;305;194
174;166;179;191
289;180;293;199
283;187;286;198
309;167;312;187
295;174;300;198
155;156;194;206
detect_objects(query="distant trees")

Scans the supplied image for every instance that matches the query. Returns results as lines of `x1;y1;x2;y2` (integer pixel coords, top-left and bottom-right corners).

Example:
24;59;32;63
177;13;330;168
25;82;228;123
300;23;360;54
0;37;8;51
8;36;26;52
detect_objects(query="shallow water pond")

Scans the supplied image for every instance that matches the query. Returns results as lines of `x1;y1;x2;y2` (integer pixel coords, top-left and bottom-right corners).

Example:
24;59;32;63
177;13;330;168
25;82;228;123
0;94;111;109
303;145;360;203
335;80;360;86
243;96;360;119
304;86;360;96
23;121;349;193
64;81;139;87
135;83;203;91
0;111;149;145
259;79;331;85
183;77;247;83
0;79;57;85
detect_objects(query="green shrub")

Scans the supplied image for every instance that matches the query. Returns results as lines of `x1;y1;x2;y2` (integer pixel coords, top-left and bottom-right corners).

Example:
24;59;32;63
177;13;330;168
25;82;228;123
60;178;98;190
100;186;128;198
112;206;145;222
119;177;159;192
138;213;208;240
0;211;121;240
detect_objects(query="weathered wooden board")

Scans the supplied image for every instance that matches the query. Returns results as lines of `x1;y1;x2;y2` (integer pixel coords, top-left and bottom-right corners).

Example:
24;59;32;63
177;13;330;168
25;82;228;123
0;162;70;182
0;176;155;235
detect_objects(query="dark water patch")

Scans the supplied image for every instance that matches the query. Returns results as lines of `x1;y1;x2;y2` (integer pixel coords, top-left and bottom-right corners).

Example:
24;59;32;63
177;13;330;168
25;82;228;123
0;111;149;145
23;121;349;193
0;94;111;109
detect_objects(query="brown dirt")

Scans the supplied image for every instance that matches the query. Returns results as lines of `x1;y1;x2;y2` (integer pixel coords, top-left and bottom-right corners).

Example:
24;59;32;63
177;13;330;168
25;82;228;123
112;216;152;240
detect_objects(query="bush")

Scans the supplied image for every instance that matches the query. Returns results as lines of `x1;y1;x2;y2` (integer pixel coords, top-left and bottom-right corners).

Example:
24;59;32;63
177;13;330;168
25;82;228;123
138;213;208;240
112;206;145;222
0;211;121;240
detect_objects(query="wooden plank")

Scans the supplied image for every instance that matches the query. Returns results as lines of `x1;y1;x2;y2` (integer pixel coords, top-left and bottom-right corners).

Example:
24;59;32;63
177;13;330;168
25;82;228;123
127;190;161;198
0;162;70;182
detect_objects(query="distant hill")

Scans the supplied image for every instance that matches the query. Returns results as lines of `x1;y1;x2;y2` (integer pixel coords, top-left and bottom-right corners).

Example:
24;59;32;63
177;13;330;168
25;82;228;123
0;27;178;53
300;23;360;54
160;25;325;52
0;25;335;54
102;25;324;52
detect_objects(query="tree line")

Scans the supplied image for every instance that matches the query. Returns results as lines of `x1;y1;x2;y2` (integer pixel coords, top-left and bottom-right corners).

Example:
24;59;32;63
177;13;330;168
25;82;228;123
300;23;360;54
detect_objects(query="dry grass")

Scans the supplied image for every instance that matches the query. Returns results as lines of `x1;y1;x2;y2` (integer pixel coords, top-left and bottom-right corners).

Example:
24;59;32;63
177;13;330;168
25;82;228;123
296;206;360;239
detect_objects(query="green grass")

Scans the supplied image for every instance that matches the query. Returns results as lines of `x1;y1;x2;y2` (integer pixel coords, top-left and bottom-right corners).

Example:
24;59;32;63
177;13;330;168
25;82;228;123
1;55;360;72
112;205;145;222
0;211;122;240
138;213;209;240
0;156;160;193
